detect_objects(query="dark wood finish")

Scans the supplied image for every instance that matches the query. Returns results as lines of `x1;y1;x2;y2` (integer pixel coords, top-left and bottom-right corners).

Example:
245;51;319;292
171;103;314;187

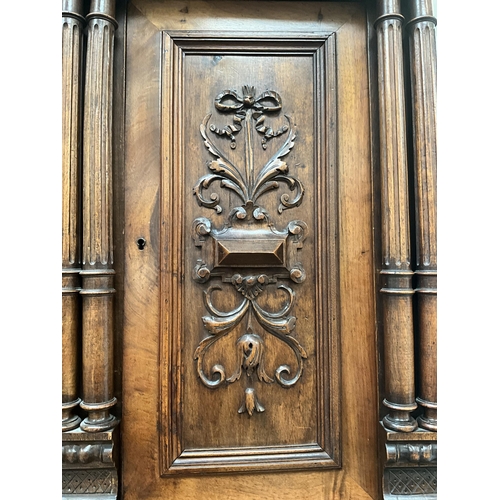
62;1;121;496
375;0;417;433
122;1;378;498
379;426;437;498
375;2;438;497
80;0;119;433
62;428;119;497
62;0;84;433
383;467;437;497
407;0;437;433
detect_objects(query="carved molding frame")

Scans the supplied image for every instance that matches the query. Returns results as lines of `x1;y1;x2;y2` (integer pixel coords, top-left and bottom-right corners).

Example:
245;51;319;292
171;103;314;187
159;31;340;475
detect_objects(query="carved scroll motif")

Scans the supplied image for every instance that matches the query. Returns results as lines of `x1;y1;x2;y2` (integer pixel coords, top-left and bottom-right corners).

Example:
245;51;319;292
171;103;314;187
192;86;308;416
194;86;304;216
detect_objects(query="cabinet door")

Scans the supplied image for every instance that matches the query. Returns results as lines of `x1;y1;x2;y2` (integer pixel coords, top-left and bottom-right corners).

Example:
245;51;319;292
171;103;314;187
122;1;378;498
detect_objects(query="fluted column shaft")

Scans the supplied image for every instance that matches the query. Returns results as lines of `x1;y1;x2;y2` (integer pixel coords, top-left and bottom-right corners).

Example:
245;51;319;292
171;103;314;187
408;0;437;431
376;0;417;432
80;0;118;432
62;0;85;432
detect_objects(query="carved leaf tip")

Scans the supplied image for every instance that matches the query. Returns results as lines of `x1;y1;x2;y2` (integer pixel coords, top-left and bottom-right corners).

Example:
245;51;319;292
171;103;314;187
238;388;265;416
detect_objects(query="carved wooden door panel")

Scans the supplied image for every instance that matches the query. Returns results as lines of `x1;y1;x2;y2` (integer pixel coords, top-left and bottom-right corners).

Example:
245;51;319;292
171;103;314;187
122;1;378;498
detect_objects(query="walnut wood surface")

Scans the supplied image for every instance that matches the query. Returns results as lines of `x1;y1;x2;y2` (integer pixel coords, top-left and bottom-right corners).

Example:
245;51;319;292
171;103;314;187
60;0;439;496
375;0;417;432
62;0;84;432
122;1;378;498
407;0;437;433
160;30;339;474
80;0;119;433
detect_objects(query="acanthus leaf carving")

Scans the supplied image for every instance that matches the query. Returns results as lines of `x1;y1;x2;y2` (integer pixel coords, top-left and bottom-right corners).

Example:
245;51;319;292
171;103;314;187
195;86;303;217
238;388;266;416
194;278;306;397
228;333;273;384
192;86;309;415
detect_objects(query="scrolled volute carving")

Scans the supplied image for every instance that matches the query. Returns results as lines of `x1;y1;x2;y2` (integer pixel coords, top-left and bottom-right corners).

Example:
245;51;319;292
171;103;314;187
193;260;211;283
195;89;304;217
192;86;310;415
195;279;306;393
289;263;306;284
288;220;308;247
192;217;212;246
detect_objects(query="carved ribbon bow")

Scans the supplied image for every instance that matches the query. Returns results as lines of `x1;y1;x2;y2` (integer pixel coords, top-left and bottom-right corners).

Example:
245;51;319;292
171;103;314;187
210;85;289;149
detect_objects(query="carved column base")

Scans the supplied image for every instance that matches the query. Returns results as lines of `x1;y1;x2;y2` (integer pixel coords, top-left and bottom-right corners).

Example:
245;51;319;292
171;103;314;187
379;423;437;499
80;398;119;432
416;398;437;432
62;399;82;432
382;400;418;432
62;426;120;500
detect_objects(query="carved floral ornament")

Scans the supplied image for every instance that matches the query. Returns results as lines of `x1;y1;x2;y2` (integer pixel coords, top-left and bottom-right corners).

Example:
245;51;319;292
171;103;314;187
192;86;309;416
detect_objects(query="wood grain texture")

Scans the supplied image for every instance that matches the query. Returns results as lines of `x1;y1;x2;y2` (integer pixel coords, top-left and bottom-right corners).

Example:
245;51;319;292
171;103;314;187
80;0;119;433
407;0;437;433
62;0;84;433
159;30;340;475
122;1;379;498
375;0;417;432
121;4;162;496
336;12;379;497
131;0;358;32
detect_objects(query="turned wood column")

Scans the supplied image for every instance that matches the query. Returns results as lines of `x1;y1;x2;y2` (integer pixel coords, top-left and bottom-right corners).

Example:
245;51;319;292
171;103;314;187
62;0;85;432
376;0;417;432
80;0;118;432
407;0;437;432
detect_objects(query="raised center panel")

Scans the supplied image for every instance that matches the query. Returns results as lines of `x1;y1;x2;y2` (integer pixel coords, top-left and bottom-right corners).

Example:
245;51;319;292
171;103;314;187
161;31;340;473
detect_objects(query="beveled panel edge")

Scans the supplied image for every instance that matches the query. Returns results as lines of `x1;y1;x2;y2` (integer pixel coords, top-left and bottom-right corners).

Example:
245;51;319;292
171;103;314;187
159;30;185;476
165;447;336;474
160;31;340;475
166;30;332;55
312;31;341;467
168;30;333;39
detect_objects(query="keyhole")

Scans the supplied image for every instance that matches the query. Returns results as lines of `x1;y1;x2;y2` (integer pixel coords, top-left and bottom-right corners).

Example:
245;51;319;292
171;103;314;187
136;237;146;250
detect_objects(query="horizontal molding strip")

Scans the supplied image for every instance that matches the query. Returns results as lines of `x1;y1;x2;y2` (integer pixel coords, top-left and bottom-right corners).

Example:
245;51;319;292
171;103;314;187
165;444;336;474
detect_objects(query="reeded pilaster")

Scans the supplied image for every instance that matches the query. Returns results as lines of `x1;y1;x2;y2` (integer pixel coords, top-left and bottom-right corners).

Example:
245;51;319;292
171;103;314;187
62;0;85;432
80;0;118;433
407;0;438;432
375;0;417;432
